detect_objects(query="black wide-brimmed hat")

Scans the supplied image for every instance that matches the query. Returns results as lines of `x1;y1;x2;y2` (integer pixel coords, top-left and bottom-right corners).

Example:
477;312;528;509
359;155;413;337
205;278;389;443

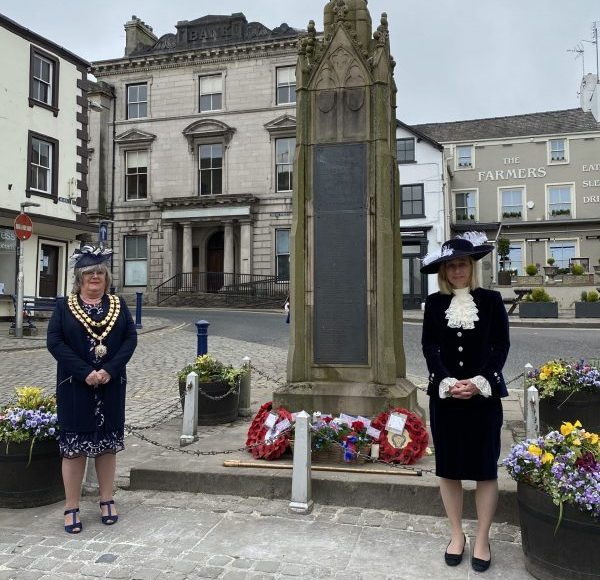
69;245;113;270
420;232;493;274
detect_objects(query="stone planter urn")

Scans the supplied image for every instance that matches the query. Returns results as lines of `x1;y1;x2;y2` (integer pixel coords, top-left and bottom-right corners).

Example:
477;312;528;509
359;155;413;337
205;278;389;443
519;302;559;318
0;439;64;508
517;482;600;580
542;266;558;279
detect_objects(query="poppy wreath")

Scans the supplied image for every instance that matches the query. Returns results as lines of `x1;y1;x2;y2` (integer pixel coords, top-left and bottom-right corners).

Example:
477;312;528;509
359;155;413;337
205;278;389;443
371;407;429;465
246;401;293;460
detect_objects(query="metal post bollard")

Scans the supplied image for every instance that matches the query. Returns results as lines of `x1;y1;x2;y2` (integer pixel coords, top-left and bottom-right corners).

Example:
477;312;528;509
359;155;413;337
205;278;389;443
238;356;251;417
82;457;99;496
180;371;199;446
135;291;143;329
289;411;313;514
196;320;210;356
526;385;540;440
523;363;533;425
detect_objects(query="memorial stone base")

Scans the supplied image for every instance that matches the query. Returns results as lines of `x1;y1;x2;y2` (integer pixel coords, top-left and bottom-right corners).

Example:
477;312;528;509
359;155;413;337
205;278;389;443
273;378;424;420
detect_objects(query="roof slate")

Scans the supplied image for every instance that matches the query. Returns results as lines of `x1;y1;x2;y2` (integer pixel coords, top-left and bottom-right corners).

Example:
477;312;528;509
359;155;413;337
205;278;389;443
411;109;600;143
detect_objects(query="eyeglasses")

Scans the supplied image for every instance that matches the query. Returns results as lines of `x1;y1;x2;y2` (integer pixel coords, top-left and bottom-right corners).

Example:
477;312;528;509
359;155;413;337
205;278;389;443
83;270;106;277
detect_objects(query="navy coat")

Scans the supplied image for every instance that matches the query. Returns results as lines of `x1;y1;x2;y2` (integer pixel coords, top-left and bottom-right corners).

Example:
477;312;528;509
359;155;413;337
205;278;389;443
47;295;137;432
421;287;510;399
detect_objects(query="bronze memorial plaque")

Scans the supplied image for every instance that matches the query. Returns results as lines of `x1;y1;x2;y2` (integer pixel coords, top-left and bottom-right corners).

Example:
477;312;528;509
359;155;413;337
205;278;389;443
313;143;368;364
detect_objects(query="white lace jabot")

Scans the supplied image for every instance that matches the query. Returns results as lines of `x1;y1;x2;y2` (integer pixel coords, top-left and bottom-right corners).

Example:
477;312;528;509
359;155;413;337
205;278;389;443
445;287;479;329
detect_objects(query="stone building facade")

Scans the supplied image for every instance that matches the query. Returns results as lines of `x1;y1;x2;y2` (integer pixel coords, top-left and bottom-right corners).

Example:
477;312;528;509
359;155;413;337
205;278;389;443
88;14;301;302
413;86;600;285
0;13;95;318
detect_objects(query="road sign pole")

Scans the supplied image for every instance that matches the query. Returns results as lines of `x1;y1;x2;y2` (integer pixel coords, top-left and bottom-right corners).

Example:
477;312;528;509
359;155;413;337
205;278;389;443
15;237;24;339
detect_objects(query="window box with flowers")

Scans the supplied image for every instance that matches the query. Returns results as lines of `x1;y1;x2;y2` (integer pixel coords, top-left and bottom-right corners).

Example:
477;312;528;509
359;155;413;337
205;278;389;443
519;288;558;319
0;387;63;508
177;354;245;425
528;359;600;435
504;421;600;580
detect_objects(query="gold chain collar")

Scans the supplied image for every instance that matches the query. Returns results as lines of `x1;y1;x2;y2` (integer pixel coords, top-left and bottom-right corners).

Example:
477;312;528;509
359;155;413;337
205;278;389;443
67;293;121;358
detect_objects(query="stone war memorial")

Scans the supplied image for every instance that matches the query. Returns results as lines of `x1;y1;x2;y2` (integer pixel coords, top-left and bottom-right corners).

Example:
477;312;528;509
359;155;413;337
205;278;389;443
274;0;422;418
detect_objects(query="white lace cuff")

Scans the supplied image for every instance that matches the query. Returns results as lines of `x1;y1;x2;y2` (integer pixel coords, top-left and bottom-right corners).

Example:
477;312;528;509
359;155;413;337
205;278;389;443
439;377;458;399
472;375;492;397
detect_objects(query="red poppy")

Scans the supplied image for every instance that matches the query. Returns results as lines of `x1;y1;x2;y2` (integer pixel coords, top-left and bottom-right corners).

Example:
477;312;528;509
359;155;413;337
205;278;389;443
351;420;365;432
246;402;292;460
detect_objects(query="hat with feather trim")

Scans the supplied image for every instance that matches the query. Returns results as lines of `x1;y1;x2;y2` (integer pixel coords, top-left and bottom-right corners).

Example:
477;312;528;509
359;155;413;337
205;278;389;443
69;245;113;270
419;232;493;274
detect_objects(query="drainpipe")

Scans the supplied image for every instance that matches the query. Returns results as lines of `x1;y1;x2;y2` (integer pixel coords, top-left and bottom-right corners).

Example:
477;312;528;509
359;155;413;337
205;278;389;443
110;88;116;272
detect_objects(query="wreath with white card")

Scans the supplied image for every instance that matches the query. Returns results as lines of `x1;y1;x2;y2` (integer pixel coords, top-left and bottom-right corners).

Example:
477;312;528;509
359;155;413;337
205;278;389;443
246;401;292;460
371;407;429;464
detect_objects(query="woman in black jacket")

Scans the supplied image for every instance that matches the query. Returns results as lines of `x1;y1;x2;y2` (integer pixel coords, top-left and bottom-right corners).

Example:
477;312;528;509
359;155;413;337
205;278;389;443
47;246;137;533
420;232;510;573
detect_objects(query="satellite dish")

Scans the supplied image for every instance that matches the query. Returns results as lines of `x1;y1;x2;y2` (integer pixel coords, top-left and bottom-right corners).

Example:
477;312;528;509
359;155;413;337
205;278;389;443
526;200;535;209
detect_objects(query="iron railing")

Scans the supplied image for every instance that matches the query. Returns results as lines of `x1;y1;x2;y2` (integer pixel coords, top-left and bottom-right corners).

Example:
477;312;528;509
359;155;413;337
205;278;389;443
155;272;289;304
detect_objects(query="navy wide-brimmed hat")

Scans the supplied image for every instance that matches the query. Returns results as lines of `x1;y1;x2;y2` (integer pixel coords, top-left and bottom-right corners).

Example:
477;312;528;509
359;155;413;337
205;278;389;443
420;232;494;274
69;245;113;270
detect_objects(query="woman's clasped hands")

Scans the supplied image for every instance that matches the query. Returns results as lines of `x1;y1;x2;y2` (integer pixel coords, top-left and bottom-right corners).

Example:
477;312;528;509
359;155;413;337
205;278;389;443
85;369;112;386
449;379;480;399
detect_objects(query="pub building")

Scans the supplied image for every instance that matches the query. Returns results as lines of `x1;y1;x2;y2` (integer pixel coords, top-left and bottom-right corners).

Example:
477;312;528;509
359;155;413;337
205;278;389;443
413;74;600;288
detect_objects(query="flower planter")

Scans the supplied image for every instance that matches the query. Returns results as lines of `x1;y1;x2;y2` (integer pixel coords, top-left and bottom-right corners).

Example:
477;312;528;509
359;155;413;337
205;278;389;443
0;438;64;508
519;302;558;318
517;482;600;580
178;378;239;425
497;270;512;286
542;266;558;279
575;301;600;318
514;275;543;286
539;390;600;434
561;274;594;285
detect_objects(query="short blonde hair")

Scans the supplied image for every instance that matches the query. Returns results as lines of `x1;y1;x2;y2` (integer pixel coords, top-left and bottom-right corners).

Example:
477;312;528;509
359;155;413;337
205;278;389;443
72;263;112;294
437;257;480;295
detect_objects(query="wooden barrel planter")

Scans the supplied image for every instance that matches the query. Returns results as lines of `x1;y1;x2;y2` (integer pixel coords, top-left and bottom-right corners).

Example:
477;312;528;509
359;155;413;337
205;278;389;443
517;482;600;580
539;391;600;435
0;438;64;508
179;378;239;425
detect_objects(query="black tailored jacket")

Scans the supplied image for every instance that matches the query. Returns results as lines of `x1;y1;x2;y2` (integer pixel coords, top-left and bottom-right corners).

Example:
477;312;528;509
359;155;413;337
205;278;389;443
421;288;510;399
47;295;138;432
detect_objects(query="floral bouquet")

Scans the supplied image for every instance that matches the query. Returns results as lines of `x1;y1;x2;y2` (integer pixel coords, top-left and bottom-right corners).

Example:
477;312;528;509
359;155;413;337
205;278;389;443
311;417;372;462
503;420;600;522
528;359;600;399
245;402;293;460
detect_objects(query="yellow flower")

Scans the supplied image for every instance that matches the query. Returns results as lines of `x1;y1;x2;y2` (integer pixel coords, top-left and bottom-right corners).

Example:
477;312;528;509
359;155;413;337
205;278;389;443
560;422;575;436
574;420;582;428
588;433;599;445
541;452;554;464
572;438;581;446
528;444;542;456
538;372;547;381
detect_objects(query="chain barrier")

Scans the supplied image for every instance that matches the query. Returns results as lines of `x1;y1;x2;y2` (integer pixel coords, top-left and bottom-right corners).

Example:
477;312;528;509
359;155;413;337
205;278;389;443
250;363;286;386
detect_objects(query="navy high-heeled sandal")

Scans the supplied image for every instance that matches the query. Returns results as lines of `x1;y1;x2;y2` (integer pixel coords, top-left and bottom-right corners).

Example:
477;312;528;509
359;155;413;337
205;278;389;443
64;508;82;534
100;499;118;525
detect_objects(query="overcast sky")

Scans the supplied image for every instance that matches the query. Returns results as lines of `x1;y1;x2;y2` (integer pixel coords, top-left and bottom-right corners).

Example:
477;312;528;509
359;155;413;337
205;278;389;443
2;0;598;124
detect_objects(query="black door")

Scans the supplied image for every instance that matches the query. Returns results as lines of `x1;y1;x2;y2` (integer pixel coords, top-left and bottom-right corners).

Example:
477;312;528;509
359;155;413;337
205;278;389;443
39;244;59;297
402;244;425;310
206;231;224;292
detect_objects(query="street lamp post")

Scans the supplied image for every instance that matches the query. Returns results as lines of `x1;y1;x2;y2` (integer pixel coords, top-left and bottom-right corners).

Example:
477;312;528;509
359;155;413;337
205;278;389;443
15;201;40;339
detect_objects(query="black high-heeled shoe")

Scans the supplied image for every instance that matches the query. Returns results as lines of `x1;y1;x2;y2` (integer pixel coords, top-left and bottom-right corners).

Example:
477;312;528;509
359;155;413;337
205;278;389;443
444;533;466;566
100;499;118;525
64;508;82;534
471;542;491;572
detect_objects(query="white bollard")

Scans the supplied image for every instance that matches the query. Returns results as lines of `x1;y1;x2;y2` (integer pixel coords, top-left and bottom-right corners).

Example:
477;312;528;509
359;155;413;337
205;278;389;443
238;356;252;417
180;371;199;447
523;363;533;425
526;385;540;440
289;410;313;514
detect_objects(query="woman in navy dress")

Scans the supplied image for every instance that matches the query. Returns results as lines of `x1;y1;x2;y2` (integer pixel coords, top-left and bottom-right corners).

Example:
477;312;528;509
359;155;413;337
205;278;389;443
420;232;510;573
47;246;137;533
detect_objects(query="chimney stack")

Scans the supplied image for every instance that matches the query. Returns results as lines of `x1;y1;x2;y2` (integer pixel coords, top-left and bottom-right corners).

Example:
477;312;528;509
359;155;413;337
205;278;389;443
124;16;157;57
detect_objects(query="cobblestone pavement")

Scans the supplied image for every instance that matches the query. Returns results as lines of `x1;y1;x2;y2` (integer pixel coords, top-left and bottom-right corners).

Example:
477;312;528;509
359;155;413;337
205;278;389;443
0;490;527;580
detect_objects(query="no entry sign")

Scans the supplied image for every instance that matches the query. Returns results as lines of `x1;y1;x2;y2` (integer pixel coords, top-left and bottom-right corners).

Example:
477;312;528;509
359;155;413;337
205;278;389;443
14;213;33;241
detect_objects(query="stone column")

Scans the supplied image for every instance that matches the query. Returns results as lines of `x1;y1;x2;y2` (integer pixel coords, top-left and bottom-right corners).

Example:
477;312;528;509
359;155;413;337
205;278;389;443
240;220;252;275
223;221;234;286
182;222;193;289
162;223;175;280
